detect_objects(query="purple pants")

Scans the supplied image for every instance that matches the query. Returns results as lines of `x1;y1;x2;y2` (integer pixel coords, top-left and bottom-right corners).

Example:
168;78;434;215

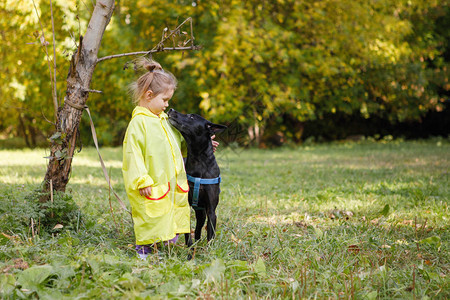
135;234;179;255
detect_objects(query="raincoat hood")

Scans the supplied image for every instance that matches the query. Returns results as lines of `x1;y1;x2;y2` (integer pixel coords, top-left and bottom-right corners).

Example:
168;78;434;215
132;106;169;119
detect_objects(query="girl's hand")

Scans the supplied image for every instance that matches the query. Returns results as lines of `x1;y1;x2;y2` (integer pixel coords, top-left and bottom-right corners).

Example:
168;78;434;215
139;187;152;197
211;135;219;152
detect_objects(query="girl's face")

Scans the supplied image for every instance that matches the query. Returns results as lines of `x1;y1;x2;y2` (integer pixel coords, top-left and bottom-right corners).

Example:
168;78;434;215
145;89;174;115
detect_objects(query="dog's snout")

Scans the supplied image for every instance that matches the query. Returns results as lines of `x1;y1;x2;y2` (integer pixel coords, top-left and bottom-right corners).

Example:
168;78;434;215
168;108;174;113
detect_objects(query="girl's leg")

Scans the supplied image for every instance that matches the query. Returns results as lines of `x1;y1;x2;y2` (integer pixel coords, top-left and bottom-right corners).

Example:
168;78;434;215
135;244;153;260
164;234;179;246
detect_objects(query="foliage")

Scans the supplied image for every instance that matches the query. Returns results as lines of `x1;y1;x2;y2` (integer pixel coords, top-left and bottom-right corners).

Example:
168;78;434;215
0;185;80;235
0;140;449;298
0;0;87;147
0;0;449;147
182;0;449;142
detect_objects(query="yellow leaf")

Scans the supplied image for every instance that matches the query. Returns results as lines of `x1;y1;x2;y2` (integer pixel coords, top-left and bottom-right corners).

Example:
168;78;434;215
53;224;64;230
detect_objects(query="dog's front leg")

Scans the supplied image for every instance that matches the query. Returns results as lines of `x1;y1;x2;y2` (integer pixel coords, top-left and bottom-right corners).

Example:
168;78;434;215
206;190;219;241
185;233;193;247
185;232;194;261
206;208;217;241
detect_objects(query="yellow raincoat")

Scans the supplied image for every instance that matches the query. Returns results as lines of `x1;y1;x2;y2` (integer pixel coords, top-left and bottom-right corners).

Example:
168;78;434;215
122;106;190;245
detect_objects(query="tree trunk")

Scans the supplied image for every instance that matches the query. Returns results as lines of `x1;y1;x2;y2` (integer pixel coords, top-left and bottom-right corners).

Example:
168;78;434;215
18;113;31;148
42;0;115;199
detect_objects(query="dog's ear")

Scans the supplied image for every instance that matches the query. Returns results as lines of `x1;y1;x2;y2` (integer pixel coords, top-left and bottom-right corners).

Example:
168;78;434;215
207;123;227;134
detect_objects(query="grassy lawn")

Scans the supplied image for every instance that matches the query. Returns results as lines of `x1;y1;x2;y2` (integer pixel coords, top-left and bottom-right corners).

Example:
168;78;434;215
0;139;449;299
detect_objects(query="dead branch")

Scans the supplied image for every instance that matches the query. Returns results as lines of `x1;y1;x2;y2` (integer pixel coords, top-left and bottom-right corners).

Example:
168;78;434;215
96;46;202;63
154;17;195;52
97;17;199;64
83;88;103;94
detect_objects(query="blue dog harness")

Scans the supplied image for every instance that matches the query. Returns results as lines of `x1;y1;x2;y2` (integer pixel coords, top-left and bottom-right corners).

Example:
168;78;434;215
186;174;221;210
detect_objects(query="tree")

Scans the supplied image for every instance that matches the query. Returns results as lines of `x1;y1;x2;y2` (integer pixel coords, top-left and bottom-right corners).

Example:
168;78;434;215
42;0;115;196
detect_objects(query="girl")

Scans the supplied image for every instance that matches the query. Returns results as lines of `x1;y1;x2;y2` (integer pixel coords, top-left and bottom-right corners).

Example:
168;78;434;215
122;58;190;259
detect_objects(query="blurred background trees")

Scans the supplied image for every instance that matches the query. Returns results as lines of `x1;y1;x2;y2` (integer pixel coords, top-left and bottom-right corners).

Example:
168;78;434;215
1;0;448;148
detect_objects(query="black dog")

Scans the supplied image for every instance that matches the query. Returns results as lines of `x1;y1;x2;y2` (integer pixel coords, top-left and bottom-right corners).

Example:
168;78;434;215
167;109;226;247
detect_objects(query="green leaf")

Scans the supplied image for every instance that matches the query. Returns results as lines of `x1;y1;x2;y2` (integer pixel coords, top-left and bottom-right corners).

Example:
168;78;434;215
158;279;181;295
86;257;100;275
314;226;324;238
54;265;76;281
0;274;16;296
379;204;390;217
118;273;145;291
419;236;441;249
48;132;61;142
227;259;249;273
17;265;54;290
54;150;64;159
254;257;267;277
365;290;378;300
204;259;225;283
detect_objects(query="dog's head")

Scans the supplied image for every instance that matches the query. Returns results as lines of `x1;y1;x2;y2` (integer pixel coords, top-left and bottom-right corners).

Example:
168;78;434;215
168;109;227;144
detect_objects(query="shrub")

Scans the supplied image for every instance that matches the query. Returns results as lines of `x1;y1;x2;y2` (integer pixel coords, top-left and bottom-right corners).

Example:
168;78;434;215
0;185;80;236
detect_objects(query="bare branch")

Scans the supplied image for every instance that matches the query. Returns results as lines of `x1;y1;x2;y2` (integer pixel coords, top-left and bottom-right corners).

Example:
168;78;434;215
83;89;103;94
68;31;79;48
96;46;202;63
31;0;58;121
97;17;200;64
50;0;59;107
153;17;194;53
41;108;56;126
79;0;93;14
190;17;195;48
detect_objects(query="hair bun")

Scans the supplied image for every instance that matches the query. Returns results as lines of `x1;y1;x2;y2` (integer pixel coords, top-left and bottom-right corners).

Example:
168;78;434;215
132;57;163;73
145;61;163;72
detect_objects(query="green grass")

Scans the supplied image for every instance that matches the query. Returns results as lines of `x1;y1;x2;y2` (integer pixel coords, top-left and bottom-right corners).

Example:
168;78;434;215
0;139;449;299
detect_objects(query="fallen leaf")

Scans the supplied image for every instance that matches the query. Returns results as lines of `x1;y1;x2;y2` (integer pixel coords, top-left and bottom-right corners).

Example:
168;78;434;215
294;221;307;228
345;211;354;217
348;244;360;254
231;234;241;244
1;258;29;274
53;224;64;230
1;232;19;240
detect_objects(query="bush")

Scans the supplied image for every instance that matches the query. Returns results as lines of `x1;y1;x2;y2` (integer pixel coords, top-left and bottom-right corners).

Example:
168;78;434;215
0;185;80;236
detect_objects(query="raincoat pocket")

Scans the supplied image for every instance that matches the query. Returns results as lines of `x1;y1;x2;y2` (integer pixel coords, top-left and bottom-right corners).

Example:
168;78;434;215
175;180;189;207
144;183;171;218
176;180;189;193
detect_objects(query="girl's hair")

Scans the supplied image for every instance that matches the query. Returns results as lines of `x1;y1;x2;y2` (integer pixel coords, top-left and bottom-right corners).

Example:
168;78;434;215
129;58;177;105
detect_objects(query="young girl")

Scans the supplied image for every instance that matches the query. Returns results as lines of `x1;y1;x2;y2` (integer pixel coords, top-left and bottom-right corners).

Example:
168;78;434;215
122;58;190;259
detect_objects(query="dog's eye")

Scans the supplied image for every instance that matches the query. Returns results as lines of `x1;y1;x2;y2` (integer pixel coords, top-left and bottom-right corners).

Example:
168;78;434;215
189;115;194;119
